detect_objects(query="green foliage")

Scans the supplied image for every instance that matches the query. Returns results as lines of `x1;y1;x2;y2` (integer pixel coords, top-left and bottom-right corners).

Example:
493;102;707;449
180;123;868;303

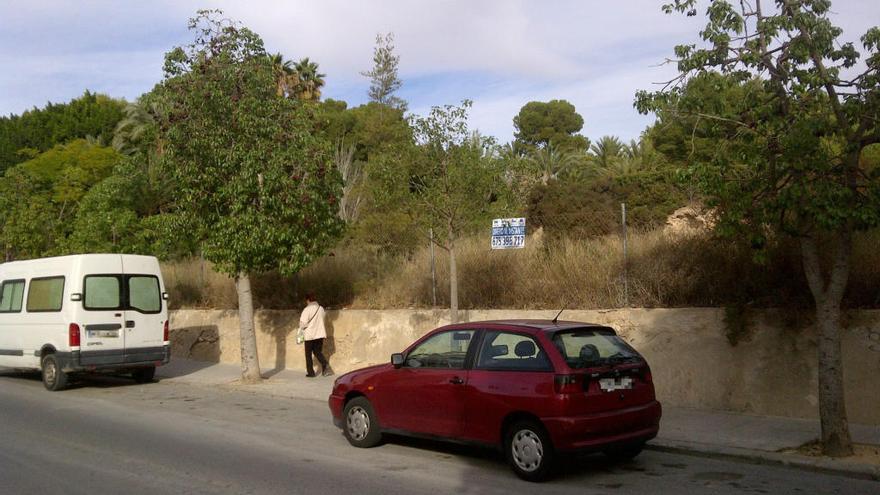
318;100;412;163
64;159;186;257
158;10;343;276
637;2;880;247
65;172;143;253
316;98;415;245
526;181;620;238
0;168;58;260
723;304;751;347
17;139;120;207
0;139;122;259
861;143;880;174
513;99;589;154
0;91;125;173
527;171;685;239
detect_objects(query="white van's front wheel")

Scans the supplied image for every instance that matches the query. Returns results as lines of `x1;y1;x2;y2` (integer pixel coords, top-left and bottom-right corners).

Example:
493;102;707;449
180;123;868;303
41;354;68;391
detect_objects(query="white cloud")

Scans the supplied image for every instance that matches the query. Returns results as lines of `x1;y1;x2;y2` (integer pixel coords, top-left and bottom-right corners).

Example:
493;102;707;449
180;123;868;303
1;0;876;141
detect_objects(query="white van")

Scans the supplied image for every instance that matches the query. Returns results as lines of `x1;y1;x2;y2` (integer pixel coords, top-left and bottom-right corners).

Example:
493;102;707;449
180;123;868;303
0;254;170;391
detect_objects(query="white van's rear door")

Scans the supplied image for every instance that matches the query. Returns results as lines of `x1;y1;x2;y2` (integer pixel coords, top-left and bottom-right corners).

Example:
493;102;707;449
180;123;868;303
120;256;166;356
79;256;127;363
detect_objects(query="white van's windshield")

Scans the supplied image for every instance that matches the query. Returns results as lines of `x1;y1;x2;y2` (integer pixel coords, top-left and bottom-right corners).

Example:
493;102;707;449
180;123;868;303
83;274;161;313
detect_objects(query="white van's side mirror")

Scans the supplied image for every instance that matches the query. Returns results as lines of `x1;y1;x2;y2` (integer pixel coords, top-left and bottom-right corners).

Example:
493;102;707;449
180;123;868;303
162;292;169;301
70;293;83;302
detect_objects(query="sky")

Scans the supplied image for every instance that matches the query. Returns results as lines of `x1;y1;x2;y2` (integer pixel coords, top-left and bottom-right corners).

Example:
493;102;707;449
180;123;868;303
0;0;877;143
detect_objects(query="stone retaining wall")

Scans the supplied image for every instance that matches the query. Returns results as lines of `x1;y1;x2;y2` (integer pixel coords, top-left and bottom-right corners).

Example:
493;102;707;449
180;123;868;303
169;308;880;424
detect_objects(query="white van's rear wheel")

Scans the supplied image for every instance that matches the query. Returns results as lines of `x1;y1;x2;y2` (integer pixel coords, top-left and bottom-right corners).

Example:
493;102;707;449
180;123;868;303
132;366;156;383
41;354;68;391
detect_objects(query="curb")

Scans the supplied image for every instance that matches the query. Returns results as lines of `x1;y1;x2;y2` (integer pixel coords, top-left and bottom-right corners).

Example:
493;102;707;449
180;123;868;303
647;439;880;482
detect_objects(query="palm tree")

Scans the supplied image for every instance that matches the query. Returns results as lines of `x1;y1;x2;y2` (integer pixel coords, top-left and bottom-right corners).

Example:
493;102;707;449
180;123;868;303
266;52;298;97
293;57;326;101
112;101;156;155
589;135;626;170
527;143;582;185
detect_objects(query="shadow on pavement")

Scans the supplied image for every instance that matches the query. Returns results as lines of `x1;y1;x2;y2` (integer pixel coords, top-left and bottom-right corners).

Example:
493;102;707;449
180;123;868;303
368;431;654;484
156;358;221;379
0;368;155;390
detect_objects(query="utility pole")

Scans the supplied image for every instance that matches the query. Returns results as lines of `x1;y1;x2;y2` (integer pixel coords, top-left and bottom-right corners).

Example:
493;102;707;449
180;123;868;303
429;228;437;307
621;202;628;307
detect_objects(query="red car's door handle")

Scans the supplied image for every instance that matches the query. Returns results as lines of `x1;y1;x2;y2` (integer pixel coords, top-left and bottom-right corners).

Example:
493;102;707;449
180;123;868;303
449;377;465;385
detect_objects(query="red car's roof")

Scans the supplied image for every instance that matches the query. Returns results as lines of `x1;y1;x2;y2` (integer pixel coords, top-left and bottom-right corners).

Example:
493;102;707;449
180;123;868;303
440;319;612;333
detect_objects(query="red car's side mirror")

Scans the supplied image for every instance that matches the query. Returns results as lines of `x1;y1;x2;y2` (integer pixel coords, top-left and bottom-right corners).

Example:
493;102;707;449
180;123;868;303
391;353;404;368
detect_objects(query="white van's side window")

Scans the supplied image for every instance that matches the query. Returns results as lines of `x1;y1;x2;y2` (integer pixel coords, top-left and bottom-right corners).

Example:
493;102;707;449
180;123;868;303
26;276;65;312
0;279;25;312
128;276;161;313
84;275;122;310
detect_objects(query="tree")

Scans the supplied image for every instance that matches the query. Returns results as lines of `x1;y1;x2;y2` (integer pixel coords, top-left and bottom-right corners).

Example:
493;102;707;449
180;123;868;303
292;57;326;101
637;0;880;456
512;100;590;154
360;32;407;111
159;10;343;382
374;101;507;322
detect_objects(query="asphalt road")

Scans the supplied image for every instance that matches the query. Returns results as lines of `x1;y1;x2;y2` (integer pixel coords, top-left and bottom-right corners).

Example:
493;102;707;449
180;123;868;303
0;371;875;495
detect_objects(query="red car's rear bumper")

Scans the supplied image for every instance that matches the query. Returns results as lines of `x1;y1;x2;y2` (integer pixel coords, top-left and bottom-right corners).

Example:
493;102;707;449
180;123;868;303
543;400;662;452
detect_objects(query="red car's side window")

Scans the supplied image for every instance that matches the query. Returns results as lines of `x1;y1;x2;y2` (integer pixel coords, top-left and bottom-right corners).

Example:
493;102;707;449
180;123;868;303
475;331;552;371
405;330;475;369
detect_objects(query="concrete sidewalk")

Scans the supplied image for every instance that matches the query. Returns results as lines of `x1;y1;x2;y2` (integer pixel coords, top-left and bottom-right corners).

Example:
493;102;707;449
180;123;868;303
652;407;880;481
157;358;880;481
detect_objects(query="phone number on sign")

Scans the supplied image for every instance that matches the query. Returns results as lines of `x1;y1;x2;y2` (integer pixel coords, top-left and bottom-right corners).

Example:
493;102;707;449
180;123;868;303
491;235;525;249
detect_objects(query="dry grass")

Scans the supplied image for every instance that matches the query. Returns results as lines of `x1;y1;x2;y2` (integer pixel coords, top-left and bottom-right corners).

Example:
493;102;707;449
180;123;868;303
161;229;880;310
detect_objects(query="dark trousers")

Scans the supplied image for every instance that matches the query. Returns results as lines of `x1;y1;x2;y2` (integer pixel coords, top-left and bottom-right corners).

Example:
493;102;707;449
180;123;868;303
304;338;329;375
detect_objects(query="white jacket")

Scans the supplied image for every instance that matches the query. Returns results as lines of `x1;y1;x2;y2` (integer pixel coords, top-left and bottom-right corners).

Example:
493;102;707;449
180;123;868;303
299;301;327;341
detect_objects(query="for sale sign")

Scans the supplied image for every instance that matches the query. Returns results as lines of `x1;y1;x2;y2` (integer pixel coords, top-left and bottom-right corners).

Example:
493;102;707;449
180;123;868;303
491;217;526;249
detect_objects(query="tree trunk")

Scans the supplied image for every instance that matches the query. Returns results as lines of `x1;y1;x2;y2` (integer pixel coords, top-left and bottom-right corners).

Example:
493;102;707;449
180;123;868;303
801;233;853;457
235;271;262;383
448;225;459;324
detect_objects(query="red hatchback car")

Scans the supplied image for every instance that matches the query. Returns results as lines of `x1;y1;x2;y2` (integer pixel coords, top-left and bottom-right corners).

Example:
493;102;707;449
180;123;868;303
328;320;661;481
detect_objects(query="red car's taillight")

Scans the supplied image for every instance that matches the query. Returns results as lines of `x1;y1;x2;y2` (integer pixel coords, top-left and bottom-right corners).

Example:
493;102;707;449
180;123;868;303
554;374;582;394
640;365;653;384
163;320;169;342
69;323;81;347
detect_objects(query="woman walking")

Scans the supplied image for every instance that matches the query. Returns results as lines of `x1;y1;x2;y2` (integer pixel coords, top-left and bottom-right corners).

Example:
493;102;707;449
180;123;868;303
299;293;333;377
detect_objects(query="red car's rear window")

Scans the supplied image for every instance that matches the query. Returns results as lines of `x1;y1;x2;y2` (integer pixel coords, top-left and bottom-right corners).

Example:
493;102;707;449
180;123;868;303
551;328;641;369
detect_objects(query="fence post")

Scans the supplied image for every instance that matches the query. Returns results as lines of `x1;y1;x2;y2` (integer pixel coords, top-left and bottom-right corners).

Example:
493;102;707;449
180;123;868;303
621;202;628;307
430;228;437;307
